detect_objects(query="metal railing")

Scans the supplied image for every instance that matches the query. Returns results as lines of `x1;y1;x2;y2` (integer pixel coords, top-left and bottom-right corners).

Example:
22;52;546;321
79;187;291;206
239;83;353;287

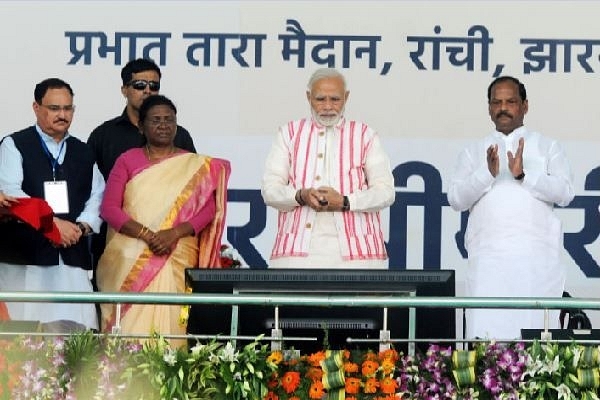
1;291;599;354
2;291;599;309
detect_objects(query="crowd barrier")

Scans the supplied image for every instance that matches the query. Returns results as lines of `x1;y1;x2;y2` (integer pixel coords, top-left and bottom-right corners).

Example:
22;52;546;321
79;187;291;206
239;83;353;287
1;291;600;355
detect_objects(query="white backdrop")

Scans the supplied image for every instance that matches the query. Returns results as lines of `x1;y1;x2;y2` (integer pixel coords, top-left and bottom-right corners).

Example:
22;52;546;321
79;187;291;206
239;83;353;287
1;1;599;333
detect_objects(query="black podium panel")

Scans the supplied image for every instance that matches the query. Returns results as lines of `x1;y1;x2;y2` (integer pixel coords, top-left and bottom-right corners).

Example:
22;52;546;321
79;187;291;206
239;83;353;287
186;268;456;353
521;329;600;341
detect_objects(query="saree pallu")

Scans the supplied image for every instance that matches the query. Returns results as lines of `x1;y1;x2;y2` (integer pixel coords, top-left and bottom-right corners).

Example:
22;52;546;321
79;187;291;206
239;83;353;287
97;153;230;345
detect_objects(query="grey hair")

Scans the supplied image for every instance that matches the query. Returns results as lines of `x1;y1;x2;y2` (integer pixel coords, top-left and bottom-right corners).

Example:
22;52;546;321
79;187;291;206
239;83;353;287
306;68;347;92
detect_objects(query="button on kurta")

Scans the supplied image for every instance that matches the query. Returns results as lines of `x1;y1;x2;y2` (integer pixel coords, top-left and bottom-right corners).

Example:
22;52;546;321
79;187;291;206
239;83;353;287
305;223;311;229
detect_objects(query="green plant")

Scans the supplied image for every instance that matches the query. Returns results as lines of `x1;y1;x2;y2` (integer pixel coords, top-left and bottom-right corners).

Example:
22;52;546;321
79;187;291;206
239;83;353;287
215;337;277;400
132;334;222;400
520;341;600;400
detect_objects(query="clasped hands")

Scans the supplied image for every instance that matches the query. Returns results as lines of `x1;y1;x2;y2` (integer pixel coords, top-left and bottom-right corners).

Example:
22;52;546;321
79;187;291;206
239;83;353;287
297;186;344;212
487;137;524;178
53;217;87;248
139;227;180;256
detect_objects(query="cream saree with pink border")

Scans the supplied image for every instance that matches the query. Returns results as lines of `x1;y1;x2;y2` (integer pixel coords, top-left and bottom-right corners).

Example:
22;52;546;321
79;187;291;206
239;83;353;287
97;153;229;345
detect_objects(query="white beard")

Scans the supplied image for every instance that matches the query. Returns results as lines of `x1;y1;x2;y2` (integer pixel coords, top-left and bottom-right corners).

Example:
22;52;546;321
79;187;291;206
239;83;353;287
311;108;343;127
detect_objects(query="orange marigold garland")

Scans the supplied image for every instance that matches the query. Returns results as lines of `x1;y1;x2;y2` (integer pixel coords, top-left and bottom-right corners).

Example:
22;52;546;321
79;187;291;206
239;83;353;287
263;347;405;400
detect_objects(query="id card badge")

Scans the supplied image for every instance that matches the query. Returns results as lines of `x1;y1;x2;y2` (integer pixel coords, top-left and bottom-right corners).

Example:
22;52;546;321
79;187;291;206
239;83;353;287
44;180;70;214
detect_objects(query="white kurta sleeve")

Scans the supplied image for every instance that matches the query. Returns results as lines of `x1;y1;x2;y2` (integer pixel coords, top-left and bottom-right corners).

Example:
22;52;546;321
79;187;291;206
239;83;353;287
76;163;105;233
521;140;574;207
261;128;298;212
447;146;495;212
0;137;28;197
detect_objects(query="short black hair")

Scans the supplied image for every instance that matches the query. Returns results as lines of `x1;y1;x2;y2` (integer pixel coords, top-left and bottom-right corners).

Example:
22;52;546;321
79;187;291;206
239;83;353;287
487;76;527;102
34;78;74;103
121;58;162;85
139;94;177;124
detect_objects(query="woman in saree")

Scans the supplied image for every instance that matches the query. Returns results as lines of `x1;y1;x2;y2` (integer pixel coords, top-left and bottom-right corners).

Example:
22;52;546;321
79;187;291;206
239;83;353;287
96;95;230;346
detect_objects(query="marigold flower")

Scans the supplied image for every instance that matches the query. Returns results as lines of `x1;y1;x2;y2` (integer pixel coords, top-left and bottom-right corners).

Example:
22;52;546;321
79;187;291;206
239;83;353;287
306;366;323;381
361;360;379;377
380;376;399;394
309;380;325;399
379;348;399;363
344;361;359;373
345;377;361;394
308;351;327;367
281;371;301;393
267;351;284;365
380;358;395;375
363;377;380;394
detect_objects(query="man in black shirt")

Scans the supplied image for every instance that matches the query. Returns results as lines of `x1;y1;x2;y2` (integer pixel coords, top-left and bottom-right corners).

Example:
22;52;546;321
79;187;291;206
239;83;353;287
87;58;196;269
88;58;196;179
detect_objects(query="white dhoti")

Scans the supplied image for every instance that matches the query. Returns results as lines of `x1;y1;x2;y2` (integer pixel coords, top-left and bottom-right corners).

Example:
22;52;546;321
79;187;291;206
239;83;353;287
0;262;98;331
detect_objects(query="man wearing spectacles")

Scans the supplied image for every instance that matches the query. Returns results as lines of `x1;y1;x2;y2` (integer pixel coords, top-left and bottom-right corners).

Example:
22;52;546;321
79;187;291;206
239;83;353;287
86;58;196;271
0;78;105;333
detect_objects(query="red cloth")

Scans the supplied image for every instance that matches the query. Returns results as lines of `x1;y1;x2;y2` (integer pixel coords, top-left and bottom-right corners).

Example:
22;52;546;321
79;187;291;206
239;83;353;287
7;197;61;245
0;302;9;321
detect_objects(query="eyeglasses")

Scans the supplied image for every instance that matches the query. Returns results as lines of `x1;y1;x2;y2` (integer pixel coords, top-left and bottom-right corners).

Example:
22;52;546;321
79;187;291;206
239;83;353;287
128;79;160;91
40;104;75;113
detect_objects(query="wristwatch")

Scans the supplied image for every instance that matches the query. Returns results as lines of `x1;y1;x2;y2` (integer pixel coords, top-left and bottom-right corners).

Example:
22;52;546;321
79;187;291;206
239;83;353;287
76;222;91;236
514;172;525;180
341;196;350;212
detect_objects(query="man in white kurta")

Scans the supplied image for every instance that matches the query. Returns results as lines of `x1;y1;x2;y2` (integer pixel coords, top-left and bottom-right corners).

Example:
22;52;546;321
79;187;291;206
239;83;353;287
0;79;104;332
261;68;394;268
448;76;574;340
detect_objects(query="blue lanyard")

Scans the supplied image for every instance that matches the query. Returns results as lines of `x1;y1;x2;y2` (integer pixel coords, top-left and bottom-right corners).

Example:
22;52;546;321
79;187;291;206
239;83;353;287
38;135;66;181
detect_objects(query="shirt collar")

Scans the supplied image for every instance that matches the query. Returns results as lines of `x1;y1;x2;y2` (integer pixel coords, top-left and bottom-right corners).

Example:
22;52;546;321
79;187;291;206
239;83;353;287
493;125;527;140
35;123;70;145
116;108;136;126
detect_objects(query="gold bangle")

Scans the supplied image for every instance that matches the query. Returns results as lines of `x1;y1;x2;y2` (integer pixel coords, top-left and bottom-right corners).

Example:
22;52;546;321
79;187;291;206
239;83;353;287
137;225;147;239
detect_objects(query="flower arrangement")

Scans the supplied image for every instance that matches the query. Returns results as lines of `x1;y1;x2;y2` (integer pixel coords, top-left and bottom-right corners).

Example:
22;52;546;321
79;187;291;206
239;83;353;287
3;334;600;400
265;348;401;400
396;344;459;399
0;332;274;400
474;341;527;399
520;341;600;400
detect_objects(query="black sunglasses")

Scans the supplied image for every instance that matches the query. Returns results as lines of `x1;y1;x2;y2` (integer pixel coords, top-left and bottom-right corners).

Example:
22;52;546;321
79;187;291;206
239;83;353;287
128;79;160;91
